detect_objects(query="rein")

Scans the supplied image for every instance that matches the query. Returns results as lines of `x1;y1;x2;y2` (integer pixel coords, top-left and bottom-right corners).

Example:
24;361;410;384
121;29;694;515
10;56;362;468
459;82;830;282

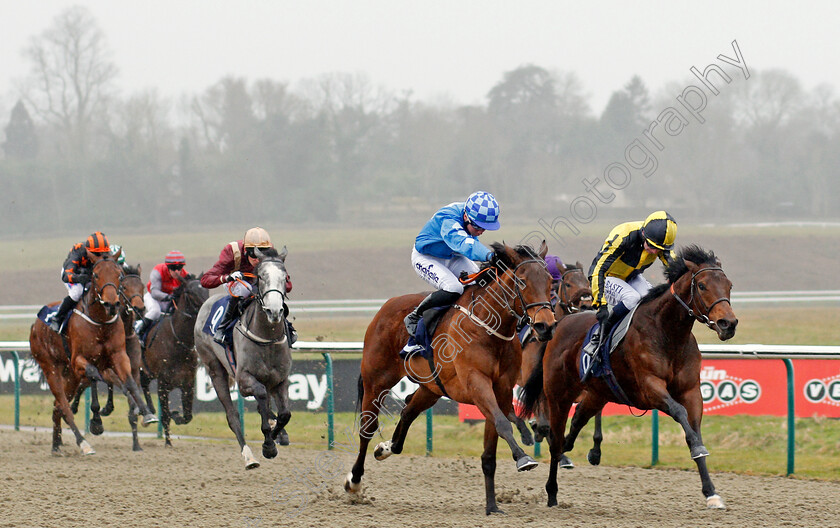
670;266;731;329
461;258;553;339
80;259;123;325
119;274;145;319
236;260;289;346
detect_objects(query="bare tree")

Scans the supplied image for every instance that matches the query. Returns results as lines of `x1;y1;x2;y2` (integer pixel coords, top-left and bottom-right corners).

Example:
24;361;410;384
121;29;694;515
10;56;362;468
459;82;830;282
20;6;118;159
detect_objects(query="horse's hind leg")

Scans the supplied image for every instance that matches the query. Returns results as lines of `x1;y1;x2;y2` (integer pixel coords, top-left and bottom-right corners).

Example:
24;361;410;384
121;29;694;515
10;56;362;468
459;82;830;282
206;361;257;468
110;351;158;426
346;375;397;493
128;398;141;451
48;372;93;455
140;369;156;414
159;382;173;447
562;394;605;455
377;386;440;459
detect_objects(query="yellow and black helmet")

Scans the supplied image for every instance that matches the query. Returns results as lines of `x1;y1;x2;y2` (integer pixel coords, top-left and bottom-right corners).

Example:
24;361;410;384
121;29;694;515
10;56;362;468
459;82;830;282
641;211;677;251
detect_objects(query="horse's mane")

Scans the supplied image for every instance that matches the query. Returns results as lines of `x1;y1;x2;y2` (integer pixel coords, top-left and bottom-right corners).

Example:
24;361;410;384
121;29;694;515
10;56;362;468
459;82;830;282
477;242;541;283
123;264;141;276
258;247;280;259
640;245;718;304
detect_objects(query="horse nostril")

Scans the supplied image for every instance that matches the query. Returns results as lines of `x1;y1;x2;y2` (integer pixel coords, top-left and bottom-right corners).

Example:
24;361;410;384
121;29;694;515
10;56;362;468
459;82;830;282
717;319;730;330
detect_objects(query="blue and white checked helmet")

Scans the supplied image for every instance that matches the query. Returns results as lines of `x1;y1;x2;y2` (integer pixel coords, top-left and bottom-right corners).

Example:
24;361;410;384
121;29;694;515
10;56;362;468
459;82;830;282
464;191;501;231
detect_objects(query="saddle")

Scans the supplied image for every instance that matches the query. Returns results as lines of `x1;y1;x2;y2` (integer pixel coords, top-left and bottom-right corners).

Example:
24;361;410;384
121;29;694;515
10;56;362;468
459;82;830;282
399;305;450;360
37;304;64;333
578;305;639;405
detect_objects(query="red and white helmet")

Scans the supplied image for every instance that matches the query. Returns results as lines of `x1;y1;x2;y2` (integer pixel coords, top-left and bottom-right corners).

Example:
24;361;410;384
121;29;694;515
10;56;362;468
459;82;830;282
164;250;186;267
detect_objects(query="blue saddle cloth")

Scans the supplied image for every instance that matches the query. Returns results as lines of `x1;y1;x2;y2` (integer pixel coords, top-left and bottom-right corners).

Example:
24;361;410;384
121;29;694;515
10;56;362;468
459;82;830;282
400;306;449;360
37;304;65;333
578;315;634;406
201;296;238;369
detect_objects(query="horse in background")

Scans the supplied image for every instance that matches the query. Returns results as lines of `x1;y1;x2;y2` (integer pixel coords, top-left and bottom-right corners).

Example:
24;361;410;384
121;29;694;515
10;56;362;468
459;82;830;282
194;247;293;469
346;242;556;515
520;245;737;509
30;257;157;455
142;273;208;446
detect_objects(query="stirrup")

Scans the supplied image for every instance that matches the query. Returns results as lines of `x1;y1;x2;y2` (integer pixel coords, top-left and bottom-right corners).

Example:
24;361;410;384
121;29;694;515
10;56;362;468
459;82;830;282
402;340;423;355
49;318;62;333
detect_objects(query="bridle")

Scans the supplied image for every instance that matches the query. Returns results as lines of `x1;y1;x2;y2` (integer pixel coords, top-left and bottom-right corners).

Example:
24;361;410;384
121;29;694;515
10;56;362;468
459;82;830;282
119;273;145;319
556;267;593;314
78;258;122;325
670;266;731;329
237;259;289;346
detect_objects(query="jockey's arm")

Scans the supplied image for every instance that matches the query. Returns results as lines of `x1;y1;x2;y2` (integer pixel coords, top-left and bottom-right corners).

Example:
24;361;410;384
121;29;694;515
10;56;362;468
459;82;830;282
590;233;624;307
201;246;235;289
148;268;168;301
440;219;492;261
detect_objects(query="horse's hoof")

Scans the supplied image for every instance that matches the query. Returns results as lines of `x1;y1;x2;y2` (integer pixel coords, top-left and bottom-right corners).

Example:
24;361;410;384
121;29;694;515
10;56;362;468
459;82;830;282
516;455;538;471
170;412;185;425
51;448;62;457
344;472;361;493
691;445;710;459
141;413;159;426
100;406;114;417
89;420;104;436
374;441;393;461
706;494;726;509
79;440;96;455
559;454;575;469
263;442;278;459
587;450;601;466
133;445;143;452
520;432;534;446
242;445;260;469
486;505;505;515
276;430;290;446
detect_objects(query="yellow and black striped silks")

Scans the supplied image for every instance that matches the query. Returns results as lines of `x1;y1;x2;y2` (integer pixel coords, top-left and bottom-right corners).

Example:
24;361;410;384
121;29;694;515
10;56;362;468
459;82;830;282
587;221;676;308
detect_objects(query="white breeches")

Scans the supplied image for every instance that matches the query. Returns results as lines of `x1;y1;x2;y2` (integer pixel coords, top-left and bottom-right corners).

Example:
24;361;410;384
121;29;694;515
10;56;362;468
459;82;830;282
226;280;253;298
64;282;85;302
603;275;652;310
143;292;172;321
411;248;479;294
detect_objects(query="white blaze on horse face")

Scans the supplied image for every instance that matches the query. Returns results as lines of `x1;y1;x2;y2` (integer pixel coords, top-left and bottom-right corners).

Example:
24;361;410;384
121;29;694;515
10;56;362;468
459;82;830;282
261;262;286;322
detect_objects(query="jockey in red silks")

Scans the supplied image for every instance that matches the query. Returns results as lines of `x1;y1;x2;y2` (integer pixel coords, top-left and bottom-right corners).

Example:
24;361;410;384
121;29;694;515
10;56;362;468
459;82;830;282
133;250;189;336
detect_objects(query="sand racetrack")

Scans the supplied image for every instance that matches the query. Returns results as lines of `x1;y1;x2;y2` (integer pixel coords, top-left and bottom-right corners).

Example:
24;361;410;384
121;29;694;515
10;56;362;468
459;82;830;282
3;429;839;528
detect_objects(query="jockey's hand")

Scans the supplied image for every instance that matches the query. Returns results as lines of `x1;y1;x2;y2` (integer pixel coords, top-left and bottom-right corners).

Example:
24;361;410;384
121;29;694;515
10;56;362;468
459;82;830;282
74;273;91;285
162;294;173;302
227;271;244;283
459;271;470;282
485;251;494;262
596;305;609;323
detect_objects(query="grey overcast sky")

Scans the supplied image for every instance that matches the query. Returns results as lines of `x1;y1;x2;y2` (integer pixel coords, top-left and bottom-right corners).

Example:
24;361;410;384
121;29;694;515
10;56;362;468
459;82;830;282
2;0;840;114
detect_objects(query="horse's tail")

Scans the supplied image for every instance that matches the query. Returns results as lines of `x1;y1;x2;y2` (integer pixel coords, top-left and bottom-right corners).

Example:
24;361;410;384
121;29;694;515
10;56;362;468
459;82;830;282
518;342;547;419
355;373;364;415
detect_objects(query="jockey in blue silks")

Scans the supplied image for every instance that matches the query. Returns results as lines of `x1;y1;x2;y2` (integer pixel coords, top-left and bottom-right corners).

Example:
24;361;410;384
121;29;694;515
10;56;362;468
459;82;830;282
403;191;501;354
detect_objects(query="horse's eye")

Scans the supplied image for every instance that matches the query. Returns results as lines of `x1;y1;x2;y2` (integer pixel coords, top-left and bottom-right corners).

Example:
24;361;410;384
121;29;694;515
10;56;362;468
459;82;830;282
698;283;706;291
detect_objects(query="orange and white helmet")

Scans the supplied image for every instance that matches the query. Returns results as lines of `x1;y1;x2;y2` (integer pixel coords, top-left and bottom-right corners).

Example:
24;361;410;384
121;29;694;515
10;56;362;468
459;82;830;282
243;227;271;249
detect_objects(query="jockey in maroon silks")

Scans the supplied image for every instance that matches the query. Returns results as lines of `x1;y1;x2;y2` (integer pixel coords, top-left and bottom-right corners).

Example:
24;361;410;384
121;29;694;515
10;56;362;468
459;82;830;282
201;227;296;344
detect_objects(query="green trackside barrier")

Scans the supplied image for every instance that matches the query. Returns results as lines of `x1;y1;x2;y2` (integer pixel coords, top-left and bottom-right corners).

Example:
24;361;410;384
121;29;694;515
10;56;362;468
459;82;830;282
426;407;433;456
324;352;335;449
11;351;20;430
84;387;91;434
651;410;659;466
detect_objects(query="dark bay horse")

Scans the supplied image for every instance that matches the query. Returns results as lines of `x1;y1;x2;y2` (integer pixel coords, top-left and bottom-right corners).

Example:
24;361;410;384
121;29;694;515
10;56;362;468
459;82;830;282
194;247;292;469
30;257;157;455
142;274;208;446
520;245;737;509
345;242;556;515
517;260;592;446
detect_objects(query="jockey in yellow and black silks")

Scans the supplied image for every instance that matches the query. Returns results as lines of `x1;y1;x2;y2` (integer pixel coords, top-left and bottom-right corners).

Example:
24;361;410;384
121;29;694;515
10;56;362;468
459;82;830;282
582;211;677;381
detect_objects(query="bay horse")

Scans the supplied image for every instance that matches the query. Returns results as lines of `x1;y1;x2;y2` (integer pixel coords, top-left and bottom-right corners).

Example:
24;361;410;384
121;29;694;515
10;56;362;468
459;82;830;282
520;245;737;509
29;256;158;455
142;273;208;446
70;264;148;451
194;247;292;469
345;242;556;515
517;260;592;447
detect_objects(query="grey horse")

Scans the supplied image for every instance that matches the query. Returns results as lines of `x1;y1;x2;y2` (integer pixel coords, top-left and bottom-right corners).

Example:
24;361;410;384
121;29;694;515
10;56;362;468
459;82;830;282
194;246;293;469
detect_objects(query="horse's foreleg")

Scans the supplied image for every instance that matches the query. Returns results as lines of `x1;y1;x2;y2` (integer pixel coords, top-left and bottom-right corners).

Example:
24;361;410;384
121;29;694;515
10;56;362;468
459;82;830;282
380;386;440;458
677;389;724;509
270;379;291;445
128;398;141;451
112;351;158;426
545;395;574;507
140;369;156;415
468;374;536;471
87;370;104;436
588;411;604;466
159;383;173;447
563;394;604;453
238;372;277;460
482;417;502;515
508;410;534;446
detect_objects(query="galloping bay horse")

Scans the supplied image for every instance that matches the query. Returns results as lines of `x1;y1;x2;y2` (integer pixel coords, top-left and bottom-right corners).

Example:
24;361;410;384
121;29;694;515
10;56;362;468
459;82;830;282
520;245;737;509
194;247;293;469
345;242;557;515
142;274;208;446
30;257;158;455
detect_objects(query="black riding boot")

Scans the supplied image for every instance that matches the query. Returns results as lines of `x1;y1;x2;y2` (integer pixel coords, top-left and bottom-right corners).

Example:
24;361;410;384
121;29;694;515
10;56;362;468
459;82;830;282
582;302;630;381
214;297;245;344
403;290;461;347
49;296;76;333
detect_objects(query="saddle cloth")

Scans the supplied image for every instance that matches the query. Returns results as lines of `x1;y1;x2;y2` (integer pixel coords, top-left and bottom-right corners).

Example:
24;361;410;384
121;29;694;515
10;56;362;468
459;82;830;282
578;304;639;381
201;296;238;374
37;304;65;333
399;305;450;360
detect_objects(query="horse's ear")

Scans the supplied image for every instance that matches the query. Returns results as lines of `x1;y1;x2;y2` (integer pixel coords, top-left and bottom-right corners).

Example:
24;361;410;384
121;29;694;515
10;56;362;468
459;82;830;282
576;261;583;269
137;264;142;275
714;257;722;267
538;240;548;259
684;259;700;274
279;245;288;261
